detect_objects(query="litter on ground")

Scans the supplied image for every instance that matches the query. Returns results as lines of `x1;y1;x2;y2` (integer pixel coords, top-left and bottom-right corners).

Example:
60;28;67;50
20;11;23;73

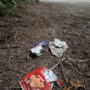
33;41;48;47
31;42;44;56
49;39;68;57
19;66;62;90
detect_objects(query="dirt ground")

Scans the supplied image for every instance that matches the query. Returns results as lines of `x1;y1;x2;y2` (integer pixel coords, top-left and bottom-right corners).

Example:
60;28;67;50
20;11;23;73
0;2;90;90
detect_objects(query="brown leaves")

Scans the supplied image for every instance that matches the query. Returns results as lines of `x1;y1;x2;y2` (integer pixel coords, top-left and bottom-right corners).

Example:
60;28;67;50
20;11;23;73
63;86;72;90
63;80;85;90
70;80;85;88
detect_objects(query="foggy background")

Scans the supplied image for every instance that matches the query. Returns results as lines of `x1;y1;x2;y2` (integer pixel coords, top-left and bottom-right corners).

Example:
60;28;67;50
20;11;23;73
40;0;90;3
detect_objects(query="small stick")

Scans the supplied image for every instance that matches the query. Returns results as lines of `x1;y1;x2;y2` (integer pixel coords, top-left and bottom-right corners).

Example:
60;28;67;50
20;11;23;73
0;46;20;49
50;63;59;70
68;57;88;63
7;44;11;68
59;59;68;85
69;67;82;75
65;58;83;75
78;59;88;63
23;65;28;73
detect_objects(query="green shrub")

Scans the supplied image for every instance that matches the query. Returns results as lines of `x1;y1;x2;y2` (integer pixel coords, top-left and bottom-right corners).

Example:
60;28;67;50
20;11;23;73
0;0;17;14
0;0;39;14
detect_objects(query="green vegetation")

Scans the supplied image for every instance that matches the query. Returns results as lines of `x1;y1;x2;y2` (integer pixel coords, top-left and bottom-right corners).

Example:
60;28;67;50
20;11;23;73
0;0;39;14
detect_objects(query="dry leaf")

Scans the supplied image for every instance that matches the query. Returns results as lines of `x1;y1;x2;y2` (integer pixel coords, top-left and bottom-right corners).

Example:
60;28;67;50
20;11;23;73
70;80;85;88
63;80;85;90
0;80;3;83
15;14;24;18
63;86;72;90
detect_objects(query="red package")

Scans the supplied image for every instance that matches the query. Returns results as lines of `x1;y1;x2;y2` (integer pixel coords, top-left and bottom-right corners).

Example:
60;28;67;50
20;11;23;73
19;66;62;90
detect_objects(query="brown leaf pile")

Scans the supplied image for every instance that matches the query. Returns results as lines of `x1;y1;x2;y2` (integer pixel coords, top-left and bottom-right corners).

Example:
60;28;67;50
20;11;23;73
63;80;85;90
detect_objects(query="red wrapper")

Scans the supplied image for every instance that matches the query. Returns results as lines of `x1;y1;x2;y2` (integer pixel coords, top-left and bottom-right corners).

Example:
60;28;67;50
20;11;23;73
19;66;62;90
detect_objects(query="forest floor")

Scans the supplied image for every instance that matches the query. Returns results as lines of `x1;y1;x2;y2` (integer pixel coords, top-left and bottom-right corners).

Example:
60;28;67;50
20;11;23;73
0;2;90;90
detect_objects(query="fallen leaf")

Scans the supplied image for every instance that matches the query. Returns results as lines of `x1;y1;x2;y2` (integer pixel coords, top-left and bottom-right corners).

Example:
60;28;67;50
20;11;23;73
63;86;72;90
15;14;24;18
70;80;85;88
0;80;3;83
63;80;85;90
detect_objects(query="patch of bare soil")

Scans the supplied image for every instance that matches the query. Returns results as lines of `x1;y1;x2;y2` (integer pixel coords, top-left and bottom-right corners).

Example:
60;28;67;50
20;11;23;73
0;2;90;90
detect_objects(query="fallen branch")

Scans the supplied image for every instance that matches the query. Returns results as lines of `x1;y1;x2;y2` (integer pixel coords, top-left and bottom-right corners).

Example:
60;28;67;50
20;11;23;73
59;59;68;85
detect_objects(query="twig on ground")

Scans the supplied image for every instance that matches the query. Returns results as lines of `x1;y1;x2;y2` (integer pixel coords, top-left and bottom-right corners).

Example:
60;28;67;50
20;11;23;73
22;65;28;73
50;63;59;70
69;66;82;75
0;46;20;49
63;57;83;75
7;44;11;68
59;59;68;85
67;57;88;63
78;59;88;63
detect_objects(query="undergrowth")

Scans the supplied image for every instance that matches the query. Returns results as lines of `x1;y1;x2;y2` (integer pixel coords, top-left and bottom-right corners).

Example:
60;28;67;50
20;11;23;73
0;0;39;14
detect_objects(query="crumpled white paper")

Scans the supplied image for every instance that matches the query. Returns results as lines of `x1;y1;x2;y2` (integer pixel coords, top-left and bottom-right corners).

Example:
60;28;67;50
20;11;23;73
31;42;44;56
49;39;68;57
